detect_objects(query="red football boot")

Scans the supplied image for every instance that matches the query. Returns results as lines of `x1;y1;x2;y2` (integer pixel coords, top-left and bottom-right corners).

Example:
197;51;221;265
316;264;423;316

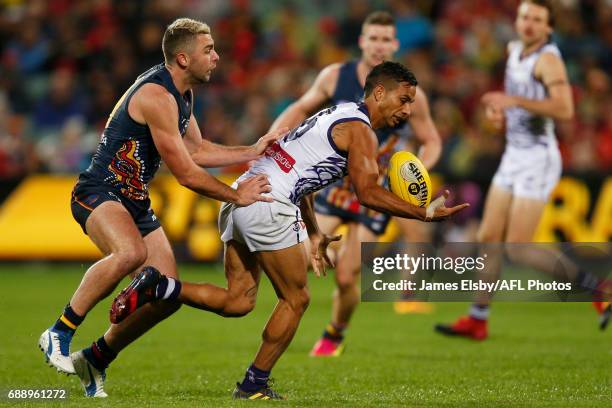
110;267;161;324
435;315;488;340
309;337;345;357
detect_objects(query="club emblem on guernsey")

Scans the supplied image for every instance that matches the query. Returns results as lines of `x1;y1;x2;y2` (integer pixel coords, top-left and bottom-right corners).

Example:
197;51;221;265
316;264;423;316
265;142;295;173
293;220;306;232
108;140;146;200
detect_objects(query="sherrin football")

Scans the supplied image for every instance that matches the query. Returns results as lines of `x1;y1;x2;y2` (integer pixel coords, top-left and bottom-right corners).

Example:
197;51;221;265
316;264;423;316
388;151;432;207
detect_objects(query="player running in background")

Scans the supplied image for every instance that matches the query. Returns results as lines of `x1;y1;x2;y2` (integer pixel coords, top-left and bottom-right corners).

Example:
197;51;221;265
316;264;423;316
111;62;468;400
269;11;442;357
38;18;286;397
435;0;610;341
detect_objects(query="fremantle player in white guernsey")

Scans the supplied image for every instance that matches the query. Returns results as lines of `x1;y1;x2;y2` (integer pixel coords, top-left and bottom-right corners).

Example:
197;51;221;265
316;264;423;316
436;0;611;341
492;35;563;198
111;62;468;400
269;11;442;357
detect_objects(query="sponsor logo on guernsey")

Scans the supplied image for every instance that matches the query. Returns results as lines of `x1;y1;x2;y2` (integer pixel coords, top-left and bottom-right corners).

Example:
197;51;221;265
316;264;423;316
265;142;295;173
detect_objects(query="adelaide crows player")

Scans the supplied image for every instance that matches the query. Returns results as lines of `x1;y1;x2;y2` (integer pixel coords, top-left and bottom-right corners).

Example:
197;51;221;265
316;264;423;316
38;18;286;397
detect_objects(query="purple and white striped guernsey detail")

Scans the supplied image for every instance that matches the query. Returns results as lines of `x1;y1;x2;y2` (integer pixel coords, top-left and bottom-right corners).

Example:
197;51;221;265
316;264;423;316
236;102;371;205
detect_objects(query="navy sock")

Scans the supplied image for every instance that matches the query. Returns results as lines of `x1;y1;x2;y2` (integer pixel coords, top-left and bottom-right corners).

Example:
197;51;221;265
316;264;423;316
240;364;270;392
155;276;182;300
52;304;85;334
322;323;345;341
83;336;117;371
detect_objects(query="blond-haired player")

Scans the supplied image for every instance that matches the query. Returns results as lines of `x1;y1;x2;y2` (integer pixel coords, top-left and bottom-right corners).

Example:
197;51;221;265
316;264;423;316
38;18;286;396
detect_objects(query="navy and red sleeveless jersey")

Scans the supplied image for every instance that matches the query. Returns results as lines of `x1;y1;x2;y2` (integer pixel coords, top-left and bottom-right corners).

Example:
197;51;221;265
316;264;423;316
78;63;192;202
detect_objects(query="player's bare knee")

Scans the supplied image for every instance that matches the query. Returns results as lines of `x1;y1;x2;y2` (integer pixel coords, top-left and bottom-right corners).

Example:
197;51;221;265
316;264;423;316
220;304;253;318
113;247;147;277
221;295;255;317
287;288;310;316
336;273;357;292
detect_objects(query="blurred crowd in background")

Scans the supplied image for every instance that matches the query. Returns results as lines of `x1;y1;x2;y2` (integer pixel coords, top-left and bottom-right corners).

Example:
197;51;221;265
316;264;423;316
0;0;610;190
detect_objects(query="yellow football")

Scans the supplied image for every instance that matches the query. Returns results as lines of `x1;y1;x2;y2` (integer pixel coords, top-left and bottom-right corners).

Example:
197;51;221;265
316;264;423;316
388;151;432;207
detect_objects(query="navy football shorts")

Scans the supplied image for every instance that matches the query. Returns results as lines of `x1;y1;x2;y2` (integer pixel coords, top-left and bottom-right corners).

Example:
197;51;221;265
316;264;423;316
71;181;160;237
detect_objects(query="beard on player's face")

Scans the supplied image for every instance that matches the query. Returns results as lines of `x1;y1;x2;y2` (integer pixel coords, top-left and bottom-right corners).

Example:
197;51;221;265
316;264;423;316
194;75;209;84
187;57;215;84
185;67;208;84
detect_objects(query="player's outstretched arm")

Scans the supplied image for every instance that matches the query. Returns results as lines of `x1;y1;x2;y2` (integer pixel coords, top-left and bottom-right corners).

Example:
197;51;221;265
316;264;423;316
409;87;442;170
186;114;289;167
135;84;272;206
269;64;340;131
482;53;574;121
338;121;467;221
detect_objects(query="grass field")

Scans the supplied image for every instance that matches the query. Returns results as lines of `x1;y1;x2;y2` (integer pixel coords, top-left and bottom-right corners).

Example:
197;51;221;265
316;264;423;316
0;263;610;407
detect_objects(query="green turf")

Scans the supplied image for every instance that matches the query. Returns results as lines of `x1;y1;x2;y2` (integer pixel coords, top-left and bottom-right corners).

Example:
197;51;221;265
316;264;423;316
0;264;609;407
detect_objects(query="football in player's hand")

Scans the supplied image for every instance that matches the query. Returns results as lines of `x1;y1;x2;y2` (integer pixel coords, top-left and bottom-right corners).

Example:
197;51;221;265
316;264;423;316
388;151;432;208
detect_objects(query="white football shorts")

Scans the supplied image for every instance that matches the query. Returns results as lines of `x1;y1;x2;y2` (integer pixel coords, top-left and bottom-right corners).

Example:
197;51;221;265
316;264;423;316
492;141;562;201
219;195;307;252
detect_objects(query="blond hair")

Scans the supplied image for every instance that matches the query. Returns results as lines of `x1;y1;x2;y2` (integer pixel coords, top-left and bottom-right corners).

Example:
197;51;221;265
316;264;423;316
162;18;211;63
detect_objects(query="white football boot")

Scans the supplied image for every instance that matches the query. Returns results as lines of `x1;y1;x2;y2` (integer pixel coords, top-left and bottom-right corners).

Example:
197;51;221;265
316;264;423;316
71;350;108;398
38;328;76;374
